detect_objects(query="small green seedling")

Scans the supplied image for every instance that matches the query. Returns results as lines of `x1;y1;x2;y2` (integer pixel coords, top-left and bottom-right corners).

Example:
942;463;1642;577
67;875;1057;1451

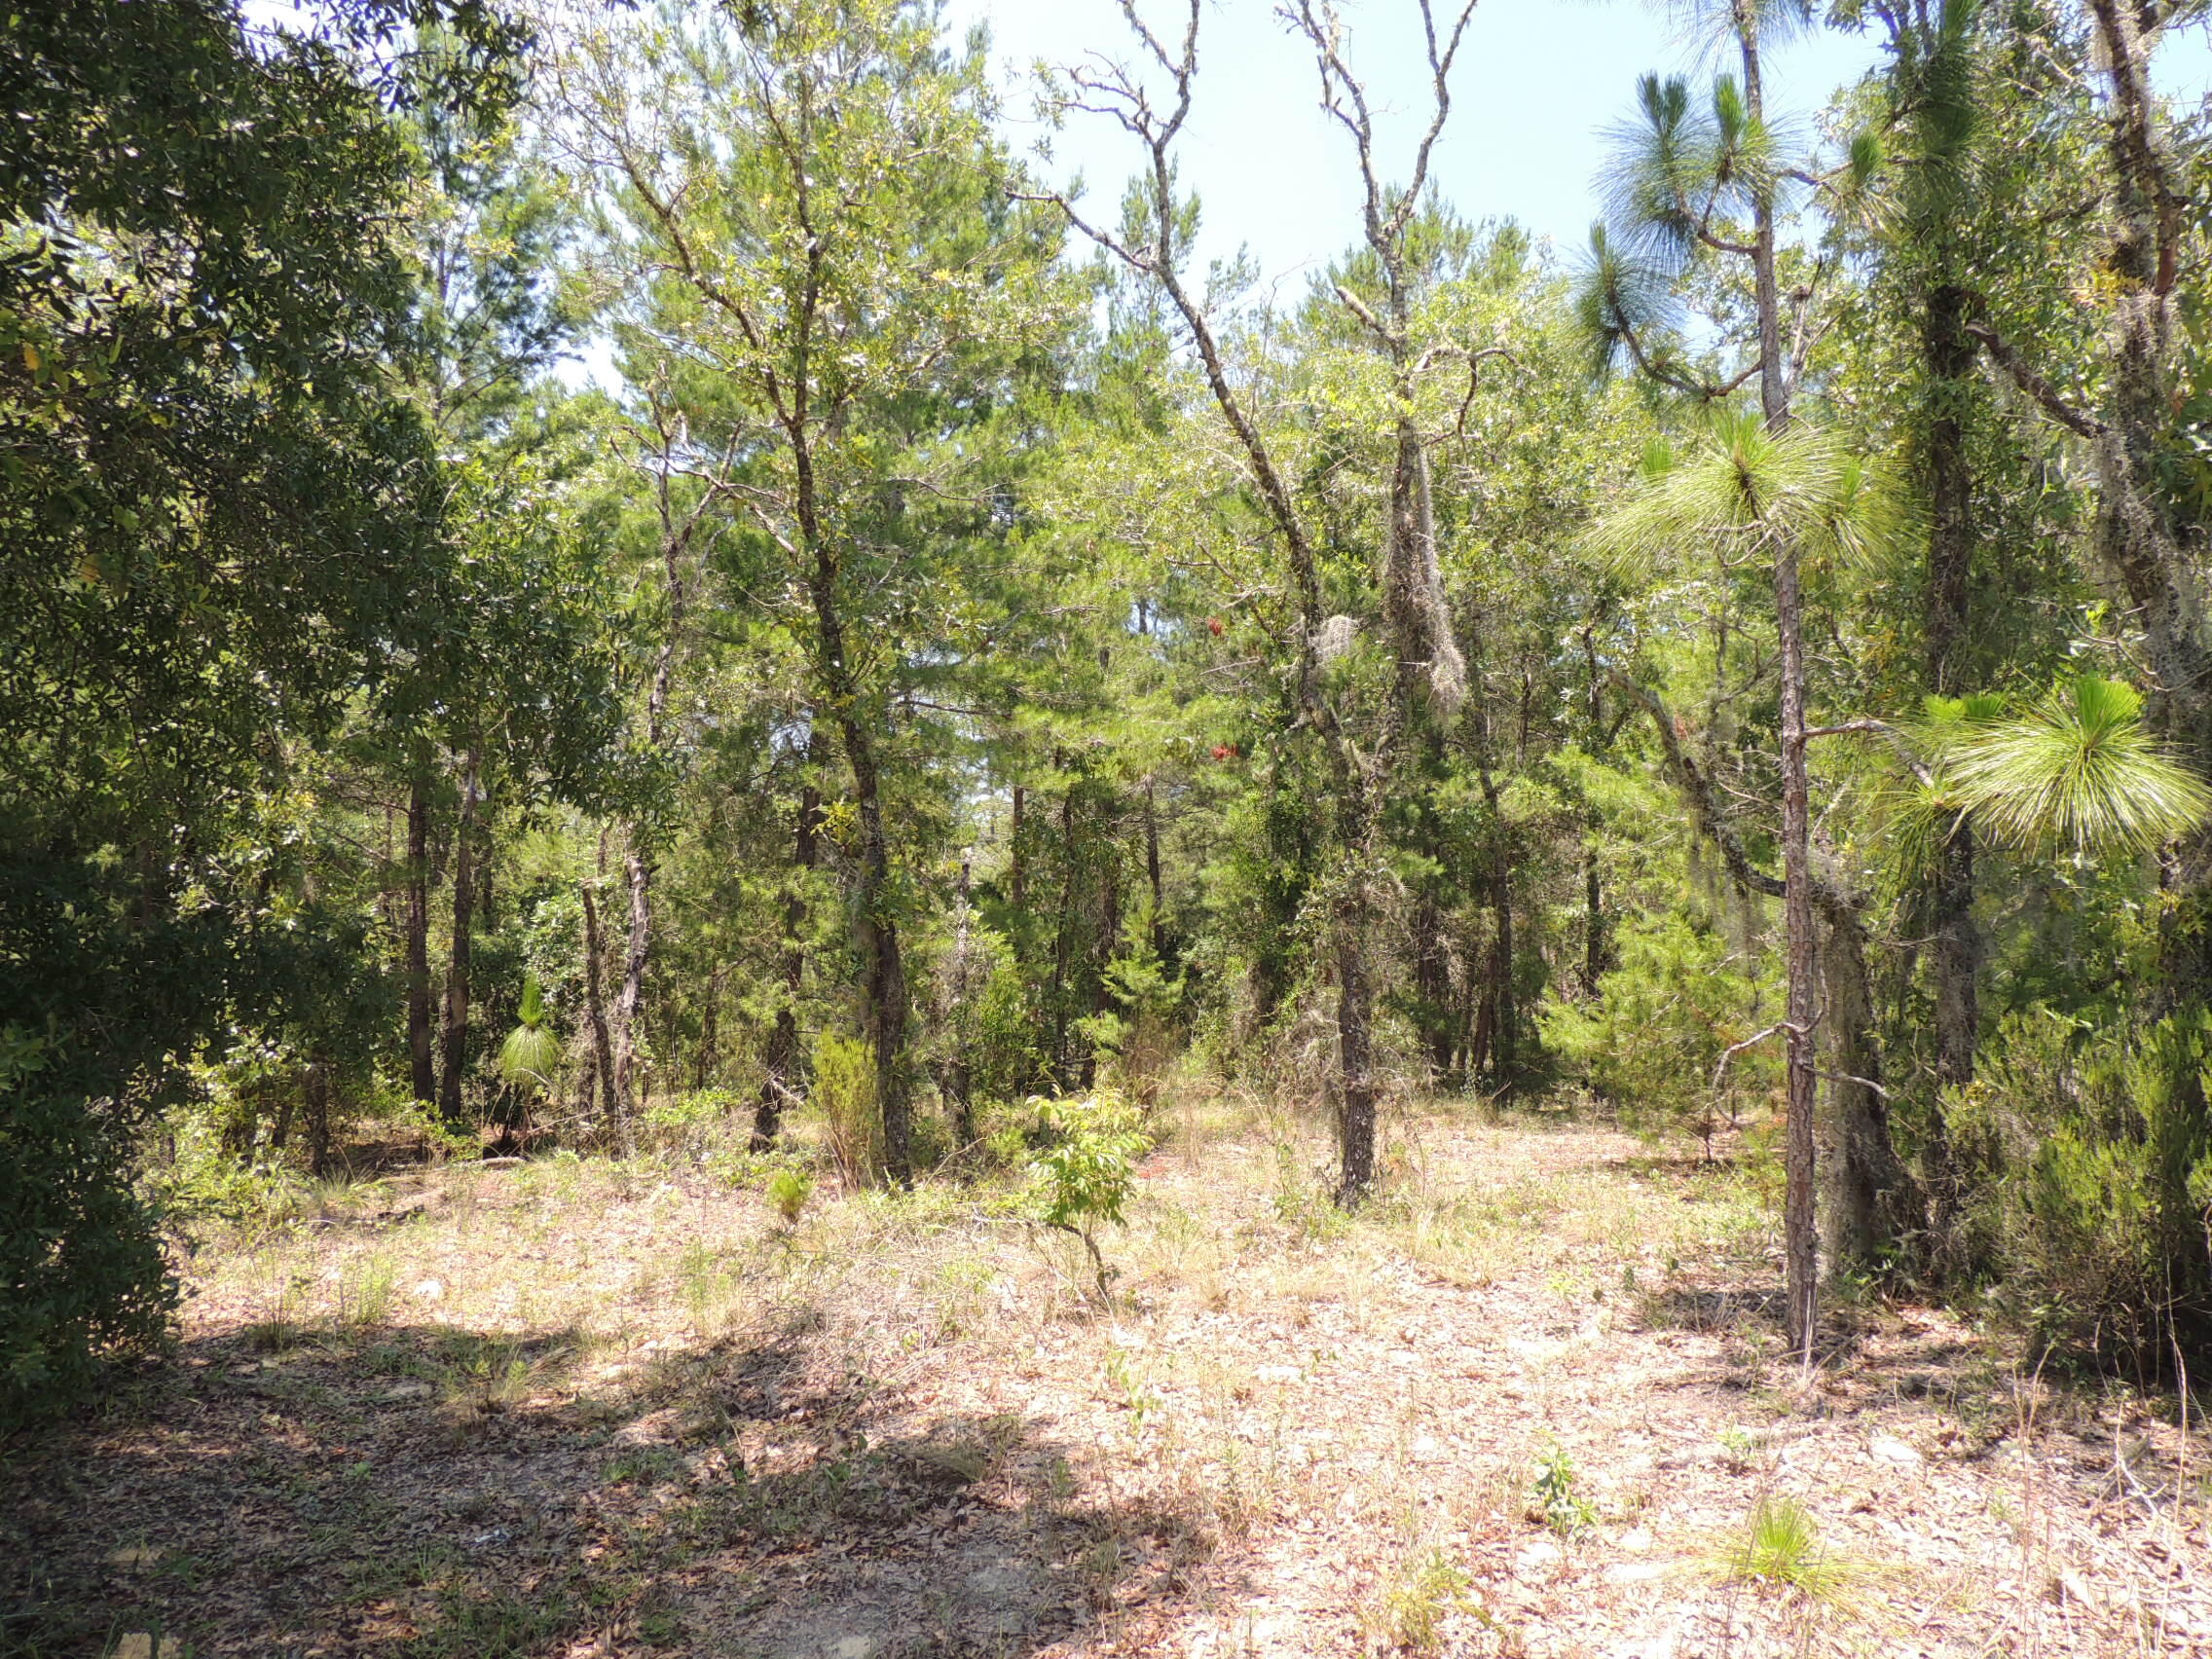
1029;1090;1150;1302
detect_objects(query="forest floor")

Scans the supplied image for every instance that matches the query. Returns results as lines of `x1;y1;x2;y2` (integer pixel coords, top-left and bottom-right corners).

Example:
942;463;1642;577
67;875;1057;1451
7;1089;2212;1659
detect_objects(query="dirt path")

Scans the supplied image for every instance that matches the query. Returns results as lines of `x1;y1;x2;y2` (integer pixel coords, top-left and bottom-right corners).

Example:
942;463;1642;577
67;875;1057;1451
5;1102;2207;1657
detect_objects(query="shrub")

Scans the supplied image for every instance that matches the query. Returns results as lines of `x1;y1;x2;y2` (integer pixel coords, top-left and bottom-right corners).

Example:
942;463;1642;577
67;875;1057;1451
812;1031;882;1188
1028;1089;1151;1301
0;1028;175;1427
644;1086;747;1160
1540;908;1773;1150
766;1164;814;1225
1951;1008;2212;1363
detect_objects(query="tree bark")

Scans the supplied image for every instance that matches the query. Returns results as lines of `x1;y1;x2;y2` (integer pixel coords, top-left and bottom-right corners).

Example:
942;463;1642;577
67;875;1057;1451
1735;0;1820;1358
405;767;436;1108
612;833;651;1124
579;880;626;1154
437;751;480;1126
1815;888;1917;1269
755;777;820;1150
304;1051;333;1180
1922;277;1980;1258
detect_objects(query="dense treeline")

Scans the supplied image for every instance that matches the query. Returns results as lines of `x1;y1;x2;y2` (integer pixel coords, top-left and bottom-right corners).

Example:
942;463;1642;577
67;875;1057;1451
8;0;2212;1420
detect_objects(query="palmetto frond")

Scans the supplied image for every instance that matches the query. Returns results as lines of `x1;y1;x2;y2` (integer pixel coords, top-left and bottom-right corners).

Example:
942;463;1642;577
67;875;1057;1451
1947;676;2212;856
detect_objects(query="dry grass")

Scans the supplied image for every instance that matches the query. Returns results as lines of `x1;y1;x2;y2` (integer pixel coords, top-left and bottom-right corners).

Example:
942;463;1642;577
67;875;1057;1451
6;1088;2211;1657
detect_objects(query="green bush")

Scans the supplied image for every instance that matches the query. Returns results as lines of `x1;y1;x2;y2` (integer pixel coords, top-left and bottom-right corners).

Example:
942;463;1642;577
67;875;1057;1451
644;1086;748;1160
0;1028;175;1426
1952;1008;2212;1363
1540;909;1773;1148
1028;1088;1152;1299
812;1031;882;1188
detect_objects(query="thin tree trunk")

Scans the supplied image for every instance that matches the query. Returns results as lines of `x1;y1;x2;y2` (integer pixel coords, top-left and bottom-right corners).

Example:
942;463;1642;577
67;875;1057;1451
612;833;651;1124
694;966;724;1093
580;880;626;1155
405;768;436;1107
947;857;978;1147
1051;781;1079;1086
1777;531;1821;1361
1010;784;1026;914
304;1052;333;1180
437;751;480;1126
755;776;819;1150
1922;278;1979;1253
1581;631;1610;998
840;712;911;1185
1143;779;1165;954
1739;0;1818;1359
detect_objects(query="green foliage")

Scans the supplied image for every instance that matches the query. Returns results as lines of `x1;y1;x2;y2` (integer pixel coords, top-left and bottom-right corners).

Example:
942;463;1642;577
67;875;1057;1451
1950;1009;2212;1361
1946;676;2212;857
1531;1441;1597;1538
1719;1495;1867;1606
812;1032;883;1190
1027;1089;1151;1298
1028;1090;1150;1234
766;1165;815;1226
0;1027;175;1426
1541;910;1771;1145
1357;1547;1474;1656
498;977;562;1096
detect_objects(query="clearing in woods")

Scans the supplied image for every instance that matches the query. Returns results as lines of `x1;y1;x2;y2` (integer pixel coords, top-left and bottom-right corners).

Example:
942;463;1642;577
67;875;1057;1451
5;1092;2208;1658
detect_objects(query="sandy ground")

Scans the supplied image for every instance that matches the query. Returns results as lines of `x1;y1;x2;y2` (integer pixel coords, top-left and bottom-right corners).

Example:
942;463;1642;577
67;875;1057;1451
5;1095;2208;1658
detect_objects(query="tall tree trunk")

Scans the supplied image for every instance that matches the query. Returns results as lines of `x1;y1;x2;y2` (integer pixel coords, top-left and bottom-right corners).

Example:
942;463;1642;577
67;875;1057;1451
1143;779;1165;954
1816;890;1917;1268
612;833;651;1124
1581;630;1610;998
304;1051;333;1180
1412;889;1456;1081
839;712;912;1185
405;768;436;1107
1475;758;1517;1080
946;858;978;1148
437;751;480;1126
2087;0;2212;1010
694;966;725;1093
1009;784;1026;914
1051;781;1079;1086
1738;0;1818;1358
755;776;820;1150
579;880;626;1155
1776;530;1822;1360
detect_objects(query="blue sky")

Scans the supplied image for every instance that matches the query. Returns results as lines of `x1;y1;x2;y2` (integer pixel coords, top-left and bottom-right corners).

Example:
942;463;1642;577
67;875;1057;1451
944;0;2212;296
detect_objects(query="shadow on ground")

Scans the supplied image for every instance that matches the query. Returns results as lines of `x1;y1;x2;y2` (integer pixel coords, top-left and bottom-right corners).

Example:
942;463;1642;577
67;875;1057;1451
1;1309;1227;1659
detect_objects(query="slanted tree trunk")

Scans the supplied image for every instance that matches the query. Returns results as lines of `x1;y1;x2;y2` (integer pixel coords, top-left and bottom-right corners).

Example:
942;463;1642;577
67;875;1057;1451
755;777;820;1150
437;750;480;1126
405;769;436;1107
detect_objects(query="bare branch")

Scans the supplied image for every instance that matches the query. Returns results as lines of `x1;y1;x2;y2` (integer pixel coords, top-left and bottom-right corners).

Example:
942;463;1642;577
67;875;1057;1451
1966;321;2108;439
